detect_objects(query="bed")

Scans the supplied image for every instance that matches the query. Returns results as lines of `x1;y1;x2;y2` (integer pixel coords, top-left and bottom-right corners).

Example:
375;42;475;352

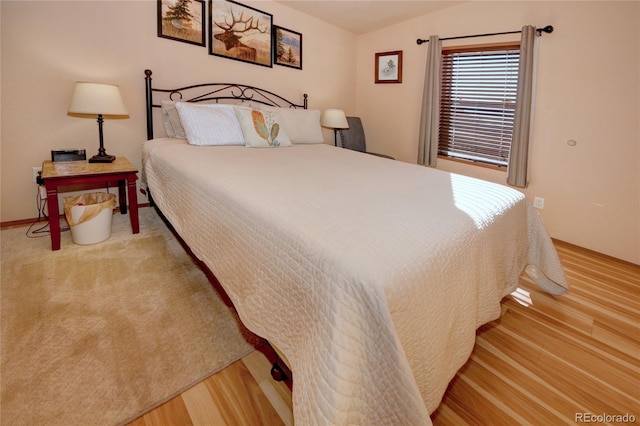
141;69;568;425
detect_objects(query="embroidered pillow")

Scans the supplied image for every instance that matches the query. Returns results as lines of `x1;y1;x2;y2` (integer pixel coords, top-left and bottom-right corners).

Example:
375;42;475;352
175;102;245;146
234;107;292;148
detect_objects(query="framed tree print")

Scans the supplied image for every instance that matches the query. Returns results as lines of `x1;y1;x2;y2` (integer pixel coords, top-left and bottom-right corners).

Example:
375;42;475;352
273;26;302;70
158;0;205;46
375;50;403;84
209;0;273;67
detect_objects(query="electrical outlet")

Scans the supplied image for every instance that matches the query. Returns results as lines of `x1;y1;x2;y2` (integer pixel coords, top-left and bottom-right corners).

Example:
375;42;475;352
534;197;545;209
32;167;42;184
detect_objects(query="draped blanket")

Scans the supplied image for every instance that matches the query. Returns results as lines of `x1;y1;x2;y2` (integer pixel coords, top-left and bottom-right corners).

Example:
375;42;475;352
143;140;567;425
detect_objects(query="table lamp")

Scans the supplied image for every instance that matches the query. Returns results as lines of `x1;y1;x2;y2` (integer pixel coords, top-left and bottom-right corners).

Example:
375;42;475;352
321;109;349;147
68;82;129;163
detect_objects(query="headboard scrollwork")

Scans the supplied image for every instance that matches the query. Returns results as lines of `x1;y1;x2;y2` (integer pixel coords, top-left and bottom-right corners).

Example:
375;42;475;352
144;69;308;140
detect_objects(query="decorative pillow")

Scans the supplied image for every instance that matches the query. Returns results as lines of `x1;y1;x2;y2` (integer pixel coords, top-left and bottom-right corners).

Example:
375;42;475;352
258;106;324;144
234;107;292;148
175;102;245;146
161;101;186;139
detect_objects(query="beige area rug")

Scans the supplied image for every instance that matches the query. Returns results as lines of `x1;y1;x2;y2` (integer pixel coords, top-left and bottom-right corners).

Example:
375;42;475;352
1;207;258;425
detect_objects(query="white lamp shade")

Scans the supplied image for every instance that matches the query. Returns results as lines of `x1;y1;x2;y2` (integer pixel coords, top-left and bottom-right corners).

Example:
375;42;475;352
68;82;128;117
321;109;348;129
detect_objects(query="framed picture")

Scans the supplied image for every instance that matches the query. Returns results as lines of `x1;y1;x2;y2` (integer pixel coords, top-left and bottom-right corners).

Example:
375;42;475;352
157;0;205;47
209;0;272;67
273;26;302;70
375;50;403;84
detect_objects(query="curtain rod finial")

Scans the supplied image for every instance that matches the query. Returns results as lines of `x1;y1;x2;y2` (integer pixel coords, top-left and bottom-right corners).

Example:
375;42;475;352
538;25;554;35
417;38;427;45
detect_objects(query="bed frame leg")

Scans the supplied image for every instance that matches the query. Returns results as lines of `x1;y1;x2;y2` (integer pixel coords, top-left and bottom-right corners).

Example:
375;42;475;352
270;360;290;382
254;342;292;390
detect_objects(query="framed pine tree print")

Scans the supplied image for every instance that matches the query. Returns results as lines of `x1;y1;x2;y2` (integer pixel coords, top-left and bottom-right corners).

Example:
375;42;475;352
273;26;302;70
158;0;205;46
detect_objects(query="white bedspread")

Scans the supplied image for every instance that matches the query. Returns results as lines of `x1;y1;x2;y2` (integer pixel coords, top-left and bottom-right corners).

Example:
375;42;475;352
143;139;567;425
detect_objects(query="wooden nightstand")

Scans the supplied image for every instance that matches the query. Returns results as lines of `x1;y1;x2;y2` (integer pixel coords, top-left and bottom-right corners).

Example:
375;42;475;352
41;157;139;250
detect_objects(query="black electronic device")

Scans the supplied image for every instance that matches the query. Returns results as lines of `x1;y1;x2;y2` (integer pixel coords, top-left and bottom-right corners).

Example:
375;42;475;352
51;149;86;162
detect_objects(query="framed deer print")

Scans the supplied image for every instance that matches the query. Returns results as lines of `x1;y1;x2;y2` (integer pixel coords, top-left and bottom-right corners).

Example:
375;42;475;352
375;50;403;84
209;0;273;67
273;26;302;70
158;0;205;46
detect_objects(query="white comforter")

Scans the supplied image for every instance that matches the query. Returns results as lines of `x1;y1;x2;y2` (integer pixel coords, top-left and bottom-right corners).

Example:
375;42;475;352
143;139;567;425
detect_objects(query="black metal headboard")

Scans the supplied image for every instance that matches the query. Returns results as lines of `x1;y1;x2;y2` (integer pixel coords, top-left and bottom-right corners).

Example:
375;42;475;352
144;69;308;140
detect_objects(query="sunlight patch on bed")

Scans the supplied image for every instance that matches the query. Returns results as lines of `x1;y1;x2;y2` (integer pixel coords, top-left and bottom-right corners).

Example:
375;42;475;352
449;173;518;229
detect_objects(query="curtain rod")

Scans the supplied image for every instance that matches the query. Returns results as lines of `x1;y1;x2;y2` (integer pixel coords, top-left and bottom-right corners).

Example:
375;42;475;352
416;25;553;45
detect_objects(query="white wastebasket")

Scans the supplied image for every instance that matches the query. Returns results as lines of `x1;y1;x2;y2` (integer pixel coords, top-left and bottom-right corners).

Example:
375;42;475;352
64;192;116;245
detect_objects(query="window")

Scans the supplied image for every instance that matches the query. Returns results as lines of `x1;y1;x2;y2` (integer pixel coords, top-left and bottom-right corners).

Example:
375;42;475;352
438;43;520;168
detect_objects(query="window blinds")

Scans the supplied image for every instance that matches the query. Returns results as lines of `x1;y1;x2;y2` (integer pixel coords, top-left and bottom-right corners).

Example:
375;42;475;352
439;45;520;167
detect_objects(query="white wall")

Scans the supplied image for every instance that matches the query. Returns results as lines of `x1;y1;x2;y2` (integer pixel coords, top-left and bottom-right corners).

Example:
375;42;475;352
356;1;640;264
1;0;356;221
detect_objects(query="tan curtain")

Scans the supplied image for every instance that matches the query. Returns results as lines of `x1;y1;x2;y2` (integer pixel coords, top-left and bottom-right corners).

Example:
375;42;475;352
507;25;537;187
417;35;441;167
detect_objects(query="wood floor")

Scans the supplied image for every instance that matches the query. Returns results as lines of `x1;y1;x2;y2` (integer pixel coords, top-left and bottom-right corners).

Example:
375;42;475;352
128;240;639;425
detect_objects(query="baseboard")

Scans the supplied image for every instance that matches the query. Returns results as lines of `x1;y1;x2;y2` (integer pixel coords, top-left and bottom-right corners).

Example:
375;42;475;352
551;238;640;268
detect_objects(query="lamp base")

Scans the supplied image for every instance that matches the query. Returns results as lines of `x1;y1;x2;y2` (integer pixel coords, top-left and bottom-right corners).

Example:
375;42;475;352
88;153;115;163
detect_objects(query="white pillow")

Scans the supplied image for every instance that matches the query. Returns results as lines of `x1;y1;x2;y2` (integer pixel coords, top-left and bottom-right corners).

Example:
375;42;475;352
161;101;186;139
259;106;324;144
175;102;245;146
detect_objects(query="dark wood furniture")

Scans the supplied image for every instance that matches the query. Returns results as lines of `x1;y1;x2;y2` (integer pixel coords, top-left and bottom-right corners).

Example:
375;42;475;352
41;157;139;251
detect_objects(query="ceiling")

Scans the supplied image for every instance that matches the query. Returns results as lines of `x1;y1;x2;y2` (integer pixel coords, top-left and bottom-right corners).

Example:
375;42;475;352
275;1;464;35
